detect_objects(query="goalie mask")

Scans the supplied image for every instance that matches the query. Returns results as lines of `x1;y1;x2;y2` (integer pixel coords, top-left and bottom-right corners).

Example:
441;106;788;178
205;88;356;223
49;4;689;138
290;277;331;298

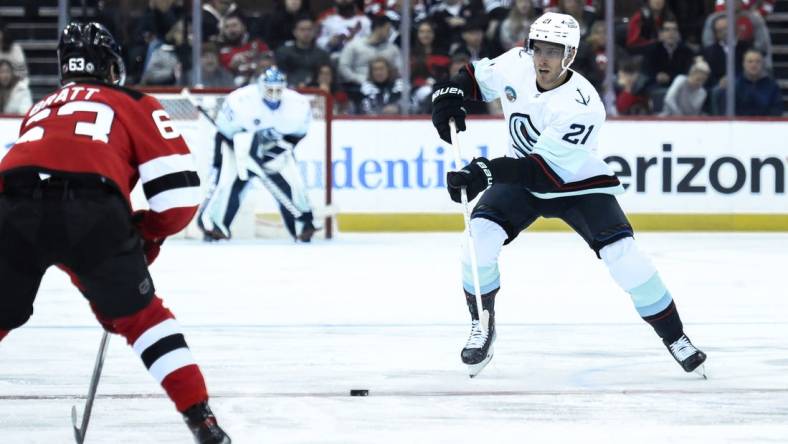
258;67;287;110
527;12;580;75
58;22;126;86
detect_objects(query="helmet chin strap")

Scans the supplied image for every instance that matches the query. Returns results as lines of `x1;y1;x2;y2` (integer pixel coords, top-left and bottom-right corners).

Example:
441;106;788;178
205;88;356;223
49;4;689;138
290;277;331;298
559;46;575;77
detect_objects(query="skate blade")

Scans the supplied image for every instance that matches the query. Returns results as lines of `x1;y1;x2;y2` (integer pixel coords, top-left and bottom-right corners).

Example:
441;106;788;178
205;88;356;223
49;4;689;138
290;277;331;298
693;364;707;380
467;347;494;378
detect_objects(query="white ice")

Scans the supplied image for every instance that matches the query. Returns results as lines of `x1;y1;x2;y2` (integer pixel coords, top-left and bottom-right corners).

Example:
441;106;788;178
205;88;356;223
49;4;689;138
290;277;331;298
2;232;788;443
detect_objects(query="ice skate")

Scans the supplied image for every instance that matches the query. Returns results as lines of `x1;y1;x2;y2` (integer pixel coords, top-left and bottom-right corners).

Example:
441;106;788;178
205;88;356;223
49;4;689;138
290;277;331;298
462;316;496;378
183;401;231;444
664;334;707;379
462;289;498;378
297;220;317;242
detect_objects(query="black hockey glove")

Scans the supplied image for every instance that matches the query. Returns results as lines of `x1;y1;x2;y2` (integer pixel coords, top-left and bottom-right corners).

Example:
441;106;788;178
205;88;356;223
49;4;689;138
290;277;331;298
446;157;493;202
431;81;467;144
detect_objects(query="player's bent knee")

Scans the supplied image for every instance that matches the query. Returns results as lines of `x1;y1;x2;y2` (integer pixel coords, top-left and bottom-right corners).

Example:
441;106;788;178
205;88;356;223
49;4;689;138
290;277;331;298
464;218;508;266
599;237;657;290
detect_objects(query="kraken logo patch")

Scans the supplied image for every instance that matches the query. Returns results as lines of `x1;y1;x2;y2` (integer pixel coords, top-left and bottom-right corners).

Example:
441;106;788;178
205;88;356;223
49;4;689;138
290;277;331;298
504;86;517;102
508;113;540;156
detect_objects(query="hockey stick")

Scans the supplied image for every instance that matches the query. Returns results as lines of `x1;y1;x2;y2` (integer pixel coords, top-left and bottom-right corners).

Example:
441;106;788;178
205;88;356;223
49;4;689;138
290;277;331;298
71;330;110;443
449;119;489;334
180;88;308;220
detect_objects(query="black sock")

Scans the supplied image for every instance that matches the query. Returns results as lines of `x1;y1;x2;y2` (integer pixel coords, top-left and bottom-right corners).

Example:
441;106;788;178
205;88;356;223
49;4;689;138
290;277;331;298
642;300;684;343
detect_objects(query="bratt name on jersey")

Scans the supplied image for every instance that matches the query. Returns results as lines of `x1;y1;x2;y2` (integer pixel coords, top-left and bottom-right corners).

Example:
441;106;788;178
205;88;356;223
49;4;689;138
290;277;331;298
29;86;101;115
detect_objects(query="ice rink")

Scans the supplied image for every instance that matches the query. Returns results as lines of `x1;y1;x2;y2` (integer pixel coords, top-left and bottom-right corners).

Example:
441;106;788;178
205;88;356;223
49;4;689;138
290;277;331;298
2;232;788;443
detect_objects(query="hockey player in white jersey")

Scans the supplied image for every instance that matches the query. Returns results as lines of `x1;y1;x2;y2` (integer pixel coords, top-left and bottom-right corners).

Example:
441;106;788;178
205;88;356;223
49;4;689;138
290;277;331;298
431;12;707;378
198;67;317;242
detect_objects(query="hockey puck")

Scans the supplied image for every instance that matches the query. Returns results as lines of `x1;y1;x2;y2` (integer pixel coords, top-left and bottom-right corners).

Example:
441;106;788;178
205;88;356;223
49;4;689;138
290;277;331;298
350;389;369;397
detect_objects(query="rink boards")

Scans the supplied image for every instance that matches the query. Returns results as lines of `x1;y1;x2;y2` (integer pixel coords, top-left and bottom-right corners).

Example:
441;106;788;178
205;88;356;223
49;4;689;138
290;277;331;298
1;116;786;231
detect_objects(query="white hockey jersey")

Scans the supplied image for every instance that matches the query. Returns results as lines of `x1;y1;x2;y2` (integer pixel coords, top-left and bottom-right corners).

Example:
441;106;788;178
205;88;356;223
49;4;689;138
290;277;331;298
216;85;311;143
472;47;624;198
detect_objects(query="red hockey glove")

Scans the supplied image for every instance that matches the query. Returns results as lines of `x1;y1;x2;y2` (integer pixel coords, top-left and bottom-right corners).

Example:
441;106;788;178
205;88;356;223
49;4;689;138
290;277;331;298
132;210;165;265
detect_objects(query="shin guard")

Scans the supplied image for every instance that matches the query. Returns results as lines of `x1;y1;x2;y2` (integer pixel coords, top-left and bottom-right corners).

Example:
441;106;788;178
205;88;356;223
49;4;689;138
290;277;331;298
600;237;683;342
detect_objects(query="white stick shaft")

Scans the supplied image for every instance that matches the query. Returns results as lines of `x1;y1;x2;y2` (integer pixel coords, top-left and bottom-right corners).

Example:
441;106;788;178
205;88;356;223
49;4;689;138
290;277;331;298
449;119;488;332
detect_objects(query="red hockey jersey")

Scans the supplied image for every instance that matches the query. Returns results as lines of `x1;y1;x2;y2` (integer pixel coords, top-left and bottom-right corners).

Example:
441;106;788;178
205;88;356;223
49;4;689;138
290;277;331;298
0;80;201;240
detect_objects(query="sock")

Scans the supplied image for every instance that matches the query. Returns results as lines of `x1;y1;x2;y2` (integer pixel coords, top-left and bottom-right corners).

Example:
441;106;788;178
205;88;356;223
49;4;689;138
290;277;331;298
109;296;208;412
600;237;684;341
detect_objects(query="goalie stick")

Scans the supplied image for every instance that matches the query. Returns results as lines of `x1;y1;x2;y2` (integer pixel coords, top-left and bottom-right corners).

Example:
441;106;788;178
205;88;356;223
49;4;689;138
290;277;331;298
71;331;110;443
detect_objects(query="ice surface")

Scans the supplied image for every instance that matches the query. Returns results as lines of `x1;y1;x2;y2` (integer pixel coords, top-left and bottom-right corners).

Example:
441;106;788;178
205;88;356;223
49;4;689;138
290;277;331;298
2;233;788;443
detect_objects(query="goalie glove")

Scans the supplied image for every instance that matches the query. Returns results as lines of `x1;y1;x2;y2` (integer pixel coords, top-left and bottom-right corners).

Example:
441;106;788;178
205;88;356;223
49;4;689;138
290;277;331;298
431;81;467;144
446;157;494;202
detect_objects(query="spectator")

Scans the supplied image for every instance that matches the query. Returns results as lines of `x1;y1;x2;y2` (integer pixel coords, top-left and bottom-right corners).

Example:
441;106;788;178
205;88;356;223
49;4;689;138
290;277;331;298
0;21;28;79
276;16;331;88
626;0;674;51
448;50;489;114
543;0;594;12
338;14;401;91
359;57;403;114
0;60;32;115
701;15;750;90
127;0;184;83
411;21;451;113
450;18;492;62
715;0;774;18
616;58;650;115
728;49;782;116
140;19;191;85
308;63;350;114
641;19;695;92
492;0;538;53
316;0;372;58
667;0;709;48
189;42;235;87
557;0;595;40
573;20;627;95
265;0;312;50
661;59;710;116
429;0;487;52
411;20;450;83
218;13;272;86
202;0;238;43
703;0;772;68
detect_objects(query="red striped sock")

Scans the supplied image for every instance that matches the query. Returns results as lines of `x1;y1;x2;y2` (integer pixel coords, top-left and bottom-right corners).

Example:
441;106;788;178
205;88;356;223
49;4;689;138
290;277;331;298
112;297;208;412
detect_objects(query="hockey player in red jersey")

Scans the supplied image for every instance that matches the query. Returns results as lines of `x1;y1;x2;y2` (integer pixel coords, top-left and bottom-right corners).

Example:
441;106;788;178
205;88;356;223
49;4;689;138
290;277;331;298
0;22;230;444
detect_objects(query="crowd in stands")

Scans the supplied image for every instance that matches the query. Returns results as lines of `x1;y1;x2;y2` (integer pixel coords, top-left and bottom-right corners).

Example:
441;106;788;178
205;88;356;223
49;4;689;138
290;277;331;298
0;0;784;117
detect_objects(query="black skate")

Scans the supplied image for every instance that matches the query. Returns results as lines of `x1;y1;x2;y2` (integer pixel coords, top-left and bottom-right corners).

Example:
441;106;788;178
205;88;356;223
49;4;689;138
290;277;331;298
183;401;231;444
462;289;497;378
297;220;317;242
664;334;707;379
462;317;496;378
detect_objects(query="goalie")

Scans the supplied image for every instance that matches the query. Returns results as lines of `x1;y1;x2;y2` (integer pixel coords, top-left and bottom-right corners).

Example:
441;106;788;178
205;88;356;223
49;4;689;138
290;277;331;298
198;67;317;242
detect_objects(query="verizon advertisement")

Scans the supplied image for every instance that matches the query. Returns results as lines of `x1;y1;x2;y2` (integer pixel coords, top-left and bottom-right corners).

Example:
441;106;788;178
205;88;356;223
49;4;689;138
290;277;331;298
1;117;786;215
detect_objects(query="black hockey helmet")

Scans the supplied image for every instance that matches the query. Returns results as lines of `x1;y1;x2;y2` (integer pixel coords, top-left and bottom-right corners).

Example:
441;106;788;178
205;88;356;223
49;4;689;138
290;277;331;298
57;21;126;86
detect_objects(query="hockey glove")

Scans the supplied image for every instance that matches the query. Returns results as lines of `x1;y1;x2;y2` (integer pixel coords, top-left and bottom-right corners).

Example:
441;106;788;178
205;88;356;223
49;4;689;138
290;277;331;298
132;210;165;265
431;81;467;144
447;157;494;202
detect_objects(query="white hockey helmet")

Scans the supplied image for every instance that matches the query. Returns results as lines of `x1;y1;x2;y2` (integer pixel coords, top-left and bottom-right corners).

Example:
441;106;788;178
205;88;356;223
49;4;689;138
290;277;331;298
527;12;581;72
258;66;287;108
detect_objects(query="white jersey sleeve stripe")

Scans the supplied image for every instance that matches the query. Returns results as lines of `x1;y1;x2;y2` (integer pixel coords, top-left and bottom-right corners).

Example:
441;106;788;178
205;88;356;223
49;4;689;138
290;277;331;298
139;153;198;184
147;187;202;212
